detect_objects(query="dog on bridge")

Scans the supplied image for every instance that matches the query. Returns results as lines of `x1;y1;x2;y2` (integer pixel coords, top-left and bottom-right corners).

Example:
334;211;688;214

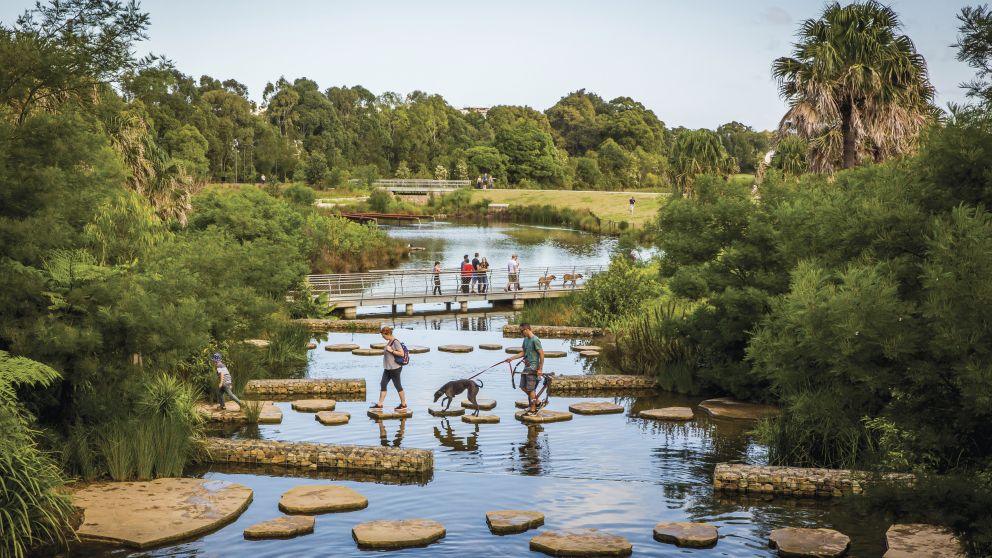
562;273;584;288
433;379;485;415
537;274;557;290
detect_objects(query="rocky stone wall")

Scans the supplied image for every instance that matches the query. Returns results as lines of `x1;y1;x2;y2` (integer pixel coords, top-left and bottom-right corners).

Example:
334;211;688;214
203;438;433;475
502;324;606;338
713;463;913;498
294;318;381;332
550;374;657;393
244;378;366;398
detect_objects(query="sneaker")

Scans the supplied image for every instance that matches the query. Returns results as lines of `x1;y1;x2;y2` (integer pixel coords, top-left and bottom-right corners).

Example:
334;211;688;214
369;403;383;409
394;404;408;411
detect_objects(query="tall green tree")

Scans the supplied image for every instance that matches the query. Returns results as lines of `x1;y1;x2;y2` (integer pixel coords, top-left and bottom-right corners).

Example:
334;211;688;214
669;129;738;190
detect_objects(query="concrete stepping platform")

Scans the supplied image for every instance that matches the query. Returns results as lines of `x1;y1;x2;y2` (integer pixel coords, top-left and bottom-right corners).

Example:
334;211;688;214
700;397;780;420
530;528;632;557
768;527;850;557
461;399;497;410
515;410;573;424
315;411;350;425
73;478;253;549
579;351;600;357
291;399;336;412
505;346;523;354
569;402;624;415
486;510;544;535
544;350;567;358
571;345;602;352
306;342;317;350
196;401;282;424
515;400;531;409
368;407;414;420
370;341;387;349
352;348;383;356
479;343;503;350
244;515;315;540
325;343;360;352
462;414;500;424
653;522;718;548
408;345;430;354
438;344;473;353
428;406;465;417
278;485;368;514
884;523;965;557
352;519;446;550
640;407;694;421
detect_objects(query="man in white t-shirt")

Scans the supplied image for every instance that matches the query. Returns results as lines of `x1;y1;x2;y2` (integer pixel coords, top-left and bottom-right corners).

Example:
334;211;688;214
212;353;243;410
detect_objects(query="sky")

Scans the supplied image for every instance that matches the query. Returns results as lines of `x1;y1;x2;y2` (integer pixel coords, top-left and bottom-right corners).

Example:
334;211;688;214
0;0;979;130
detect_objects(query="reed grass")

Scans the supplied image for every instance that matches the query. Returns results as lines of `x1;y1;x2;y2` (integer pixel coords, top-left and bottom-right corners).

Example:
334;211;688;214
98;422;135;481
133;421;156;480
241;400;263;424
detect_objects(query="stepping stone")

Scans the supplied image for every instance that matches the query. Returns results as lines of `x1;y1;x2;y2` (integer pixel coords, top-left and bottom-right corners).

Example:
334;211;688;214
368;407;414;420
73;478;253;549
438;344;473;353
768;527;850;558
579;350;600;357
278;485;368;514
462;414;499;424
428;406;465;416
479;343;503;350
306;342;317;350
257;401;283;424
544;350;567;358
352;348;384;356
640;407;694;421
461;399;497;410
198;401;283;424
571;345;602;352
884;523;965;557
352;519;446;550
530;528;632;557
653;522;718;548
408;345;430;354
569;402;624;415
486;510;544;535
515;410;573;424
244;515;315;540
505;346;523;354
291;399;336;412
370;341;387;349
515;400;530;409
700;397;780;420
315;411;350;425
326;343;360;352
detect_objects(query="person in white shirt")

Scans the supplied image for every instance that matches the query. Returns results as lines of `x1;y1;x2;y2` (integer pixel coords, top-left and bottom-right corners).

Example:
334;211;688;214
212;353;243;410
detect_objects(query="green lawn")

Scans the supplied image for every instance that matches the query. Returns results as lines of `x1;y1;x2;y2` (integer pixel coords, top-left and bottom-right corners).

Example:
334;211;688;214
468;189;668;227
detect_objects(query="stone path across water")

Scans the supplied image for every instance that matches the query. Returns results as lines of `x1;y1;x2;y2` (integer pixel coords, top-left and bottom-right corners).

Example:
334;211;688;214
314;411;350;425
639;407;694;421
884;523;965;557
653;522;718;548
243;515;314;540
368;408;414;420
428;406;464;417
699;397;780;420
278;485;368;514
486;510;544;535
569;401;624;415
291;399;336;412
479;343;503;350
515;410;573;424
530;528;633;557
461;398;497;410
768;527;850;557
352;348;384;356
462;414;500;424
325;343;360;352
438;344;474;353
352;519;446;549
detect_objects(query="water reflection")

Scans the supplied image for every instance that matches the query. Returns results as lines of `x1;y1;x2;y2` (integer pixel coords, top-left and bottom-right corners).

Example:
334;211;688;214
433;419;479;452
509;425;550;476
376;418;406;447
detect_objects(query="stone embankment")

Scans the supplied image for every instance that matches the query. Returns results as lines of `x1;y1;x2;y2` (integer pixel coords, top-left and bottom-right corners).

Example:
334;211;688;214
502;324;606;338
713;463;913;498
294;318;381;332
244;379;366;399
203;438;433;476
549;374;657;393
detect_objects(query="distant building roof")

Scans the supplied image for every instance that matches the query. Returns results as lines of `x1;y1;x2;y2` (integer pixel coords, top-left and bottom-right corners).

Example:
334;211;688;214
459;106;490;116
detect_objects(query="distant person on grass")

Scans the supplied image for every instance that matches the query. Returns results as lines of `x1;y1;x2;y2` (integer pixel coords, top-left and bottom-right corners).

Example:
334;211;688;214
505;323;544;415
212;353;243;410
371;325;408;412
628;196;635;214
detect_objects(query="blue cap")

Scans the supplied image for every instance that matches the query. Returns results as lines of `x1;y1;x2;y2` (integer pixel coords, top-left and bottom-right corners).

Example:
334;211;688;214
210;353;222;362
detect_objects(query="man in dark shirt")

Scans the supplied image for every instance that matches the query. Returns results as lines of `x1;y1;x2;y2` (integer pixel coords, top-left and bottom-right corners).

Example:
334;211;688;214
470;252;481;293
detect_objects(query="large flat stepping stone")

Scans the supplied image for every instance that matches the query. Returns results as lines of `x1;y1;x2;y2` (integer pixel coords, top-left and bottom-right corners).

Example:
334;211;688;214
352;519;446;549
479;343;503;350
244;515;315;539
370;341;387;349
291;399;336;412
279;485;368;514
884;523;965;557
368;407;414;420
769;527;850;557
640;407;694;421
462;414;500;424
438;344;473;353
505;346;523;354
486;510;544;534
315;411;350;425
700;397;780;420
569;402;624;415
530;528;633;557
326;343;360;352
461;398;497;410
352;348;384;356
653;522;718;548
579;351;600;358
196;401;282;424
515;410;573;424
571;345;602;352
408;345;430;354
306;342;317;350
544;350;567;358
258;401;283;424
515;400;531;409
428;407;465;417
73;478;253;549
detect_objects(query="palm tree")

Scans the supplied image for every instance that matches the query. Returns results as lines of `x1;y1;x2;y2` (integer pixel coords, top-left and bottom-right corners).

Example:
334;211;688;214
772;1;937;173
669;129;739;194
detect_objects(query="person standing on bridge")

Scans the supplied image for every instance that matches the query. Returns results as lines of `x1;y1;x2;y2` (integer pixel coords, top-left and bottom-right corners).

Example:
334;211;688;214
476;176;483;189
432;261;442;295
506;254;521;292
470;252;481;293
478;257;490;294
460;255;473;293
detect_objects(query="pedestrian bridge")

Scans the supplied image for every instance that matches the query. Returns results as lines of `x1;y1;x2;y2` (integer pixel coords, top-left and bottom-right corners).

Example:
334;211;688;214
305;265;604;318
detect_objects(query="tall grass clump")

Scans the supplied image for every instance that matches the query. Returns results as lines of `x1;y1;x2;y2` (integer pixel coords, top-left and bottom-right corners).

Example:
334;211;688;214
266;322;311;374
603;301;701;393
137;375;203;477
514;297;582;326
98;422;135;481
241;400;263;424
61;423;100;481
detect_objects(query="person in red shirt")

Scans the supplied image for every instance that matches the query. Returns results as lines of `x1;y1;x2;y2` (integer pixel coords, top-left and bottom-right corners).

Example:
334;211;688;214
460;255;473;293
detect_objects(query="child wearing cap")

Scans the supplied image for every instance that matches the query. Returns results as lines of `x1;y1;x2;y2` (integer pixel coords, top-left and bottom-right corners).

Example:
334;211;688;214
212;353;243;410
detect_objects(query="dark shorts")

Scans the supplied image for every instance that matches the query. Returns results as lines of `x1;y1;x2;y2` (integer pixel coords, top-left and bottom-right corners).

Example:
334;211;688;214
519;372;539;392
380;368;403;391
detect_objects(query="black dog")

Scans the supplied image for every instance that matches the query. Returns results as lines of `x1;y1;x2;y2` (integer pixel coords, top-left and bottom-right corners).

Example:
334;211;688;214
433;379;484;415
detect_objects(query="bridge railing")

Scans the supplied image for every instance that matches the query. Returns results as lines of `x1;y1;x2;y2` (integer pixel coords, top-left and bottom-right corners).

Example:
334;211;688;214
349;179;471;189
305;264;604;304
